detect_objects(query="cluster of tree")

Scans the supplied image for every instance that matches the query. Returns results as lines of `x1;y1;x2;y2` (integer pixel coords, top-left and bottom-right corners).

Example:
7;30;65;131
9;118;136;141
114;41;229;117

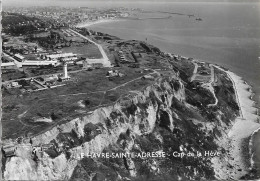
26;31;73;50
77;28;95;36
27;30;92;50
2;13;39;27
2;13;44;35
6;25;39;36
2;12;66;36
3;45;37;55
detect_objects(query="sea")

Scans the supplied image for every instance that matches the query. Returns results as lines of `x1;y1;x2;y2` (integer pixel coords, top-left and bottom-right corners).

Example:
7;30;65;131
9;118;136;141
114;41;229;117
3;0;260;175
87;3;260;173
89;2;260;104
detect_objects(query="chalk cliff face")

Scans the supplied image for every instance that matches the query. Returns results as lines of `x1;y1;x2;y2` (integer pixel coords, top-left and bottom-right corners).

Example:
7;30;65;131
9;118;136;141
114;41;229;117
3;74;238;180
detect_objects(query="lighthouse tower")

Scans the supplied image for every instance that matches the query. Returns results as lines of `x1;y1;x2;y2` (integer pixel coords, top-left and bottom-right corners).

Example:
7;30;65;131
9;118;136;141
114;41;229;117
60;62;70;81
63;62;68;79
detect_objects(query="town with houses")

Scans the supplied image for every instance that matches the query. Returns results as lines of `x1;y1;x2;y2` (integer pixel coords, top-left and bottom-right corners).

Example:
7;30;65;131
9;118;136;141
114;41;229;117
3;6;132;29
1;5;186;95
1;6;178;137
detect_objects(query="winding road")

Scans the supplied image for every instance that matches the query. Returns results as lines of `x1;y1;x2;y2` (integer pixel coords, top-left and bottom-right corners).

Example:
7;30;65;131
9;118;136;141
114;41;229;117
190;61;218;107
69;29;112;67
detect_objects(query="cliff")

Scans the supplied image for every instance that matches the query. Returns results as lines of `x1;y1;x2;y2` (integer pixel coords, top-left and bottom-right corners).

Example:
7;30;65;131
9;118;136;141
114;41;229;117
2;70;239;180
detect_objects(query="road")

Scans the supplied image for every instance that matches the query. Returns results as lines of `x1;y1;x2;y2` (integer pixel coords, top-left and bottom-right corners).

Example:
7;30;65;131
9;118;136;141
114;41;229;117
69;29;112;67
190;61;218;107
3;53;23;68
207;64;218;107
190;61;198;82
3;28;111;84
58;69;159;97
213;65;243;117
57;69;159;110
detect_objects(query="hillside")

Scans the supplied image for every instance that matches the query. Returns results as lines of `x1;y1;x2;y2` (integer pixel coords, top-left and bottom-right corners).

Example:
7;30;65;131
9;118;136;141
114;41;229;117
2;61;242;180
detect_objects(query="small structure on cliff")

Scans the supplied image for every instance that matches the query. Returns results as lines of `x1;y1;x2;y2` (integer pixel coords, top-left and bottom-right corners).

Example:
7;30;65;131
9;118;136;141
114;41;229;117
2;144;16;157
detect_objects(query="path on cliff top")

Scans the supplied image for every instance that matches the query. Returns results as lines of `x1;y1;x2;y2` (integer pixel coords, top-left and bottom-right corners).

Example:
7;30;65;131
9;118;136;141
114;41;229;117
58;69;159;98
190;61;218;107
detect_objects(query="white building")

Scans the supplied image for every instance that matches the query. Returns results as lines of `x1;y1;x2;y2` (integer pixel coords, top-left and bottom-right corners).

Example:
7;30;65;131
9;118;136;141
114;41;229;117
22;60;58;66
14;54;25;62
4;82;22;89
46;53;77;60
1;62;17;69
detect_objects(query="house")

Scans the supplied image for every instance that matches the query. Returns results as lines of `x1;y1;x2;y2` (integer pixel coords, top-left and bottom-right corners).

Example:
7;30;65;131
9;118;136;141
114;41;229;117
58;76;71;82
14;54;25;62
1;62;17;69
60;56;78;63
142;75;155;80
2;144;16;157
46;53;77;60
11;82;21;87
118;51;127;62
106;70;124;77
4;82;21;89
44;75;59;82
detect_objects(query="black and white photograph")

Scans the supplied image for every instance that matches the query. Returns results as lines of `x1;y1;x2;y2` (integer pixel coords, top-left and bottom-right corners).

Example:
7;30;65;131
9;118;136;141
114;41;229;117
1;0;260;180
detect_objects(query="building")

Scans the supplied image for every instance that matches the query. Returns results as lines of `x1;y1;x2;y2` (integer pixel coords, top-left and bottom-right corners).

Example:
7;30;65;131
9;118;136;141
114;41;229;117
1;62;17;69
118;51;127;62
58;62;71;81
63;63;69;79
46;53;77;61
22;60;58;66
4;82;22;89
2;144;16;157
142;75;155;80
106;70;124;77
61;56;78;63
14;54;25;62
44;75;59;82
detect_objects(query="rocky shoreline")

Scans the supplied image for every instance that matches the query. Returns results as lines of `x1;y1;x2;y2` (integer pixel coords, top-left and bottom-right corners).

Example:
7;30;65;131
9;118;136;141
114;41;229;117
249;127;260;177
211;66;260;180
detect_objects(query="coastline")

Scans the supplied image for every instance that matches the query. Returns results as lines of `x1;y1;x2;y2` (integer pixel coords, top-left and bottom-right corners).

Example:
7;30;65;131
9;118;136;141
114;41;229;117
73;16;260;177
212;65;260;179
249;127;260;174
76;18;124;28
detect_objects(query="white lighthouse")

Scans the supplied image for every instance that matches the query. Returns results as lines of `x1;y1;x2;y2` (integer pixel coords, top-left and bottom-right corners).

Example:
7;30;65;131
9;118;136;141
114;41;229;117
63;62;68;79
60;62;70;81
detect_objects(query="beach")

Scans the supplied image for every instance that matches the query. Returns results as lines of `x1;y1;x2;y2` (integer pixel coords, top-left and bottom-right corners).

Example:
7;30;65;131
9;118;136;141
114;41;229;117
76;19;123;28
250;127;260;174
227;70;260;178
212;66;260;180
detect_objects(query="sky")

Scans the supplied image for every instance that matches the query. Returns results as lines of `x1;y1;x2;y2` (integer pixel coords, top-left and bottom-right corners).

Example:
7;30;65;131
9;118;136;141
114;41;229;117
2;0;260;7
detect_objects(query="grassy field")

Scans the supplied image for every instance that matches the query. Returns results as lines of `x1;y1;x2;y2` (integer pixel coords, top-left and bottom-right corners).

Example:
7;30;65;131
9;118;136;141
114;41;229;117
62;44;102;59
1;69;26;81
2;66;156;139
193;75;211;83
2;38;176;139
169;59;195;82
